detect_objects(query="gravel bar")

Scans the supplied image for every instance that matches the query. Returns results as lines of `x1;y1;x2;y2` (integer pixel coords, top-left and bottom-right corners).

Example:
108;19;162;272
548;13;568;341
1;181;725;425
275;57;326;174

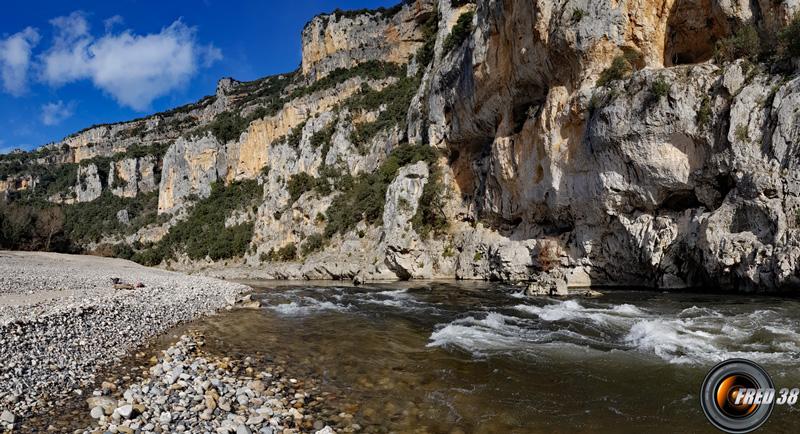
0;251;249;426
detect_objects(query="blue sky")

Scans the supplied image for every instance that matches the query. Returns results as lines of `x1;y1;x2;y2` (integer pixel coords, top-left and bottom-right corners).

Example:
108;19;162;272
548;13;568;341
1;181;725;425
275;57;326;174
0;0;397;153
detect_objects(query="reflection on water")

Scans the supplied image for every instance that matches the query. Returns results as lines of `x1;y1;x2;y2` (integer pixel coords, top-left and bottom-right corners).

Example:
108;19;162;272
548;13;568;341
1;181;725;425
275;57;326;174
190;282;800;433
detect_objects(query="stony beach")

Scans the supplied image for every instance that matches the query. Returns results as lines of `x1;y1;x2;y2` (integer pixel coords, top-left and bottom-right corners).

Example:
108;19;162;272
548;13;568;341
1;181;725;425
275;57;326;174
82;334;335;434
0;252;250;430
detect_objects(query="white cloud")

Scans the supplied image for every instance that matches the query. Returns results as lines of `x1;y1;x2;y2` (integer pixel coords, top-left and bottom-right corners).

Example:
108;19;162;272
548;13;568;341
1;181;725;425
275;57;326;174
40;13;221;111
103;15;124;33
41;100;76;126
0;27;40;96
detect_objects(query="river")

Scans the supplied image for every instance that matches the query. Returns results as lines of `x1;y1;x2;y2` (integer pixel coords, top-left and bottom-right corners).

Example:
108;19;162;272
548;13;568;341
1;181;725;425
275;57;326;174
164;281;800;433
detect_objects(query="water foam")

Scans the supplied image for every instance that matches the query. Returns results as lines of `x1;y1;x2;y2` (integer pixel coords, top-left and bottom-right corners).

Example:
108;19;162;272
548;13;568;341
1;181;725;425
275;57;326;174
432;299;800;365
267;297;350;315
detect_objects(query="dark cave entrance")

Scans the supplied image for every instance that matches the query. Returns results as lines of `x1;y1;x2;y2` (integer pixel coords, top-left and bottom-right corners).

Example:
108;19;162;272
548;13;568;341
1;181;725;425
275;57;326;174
663;0;728;66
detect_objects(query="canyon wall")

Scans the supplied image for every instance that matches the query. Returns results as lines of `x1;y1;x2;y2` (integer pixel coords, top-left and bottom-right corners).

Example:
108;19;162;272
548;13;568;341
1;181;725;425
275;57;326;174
2;0;800;292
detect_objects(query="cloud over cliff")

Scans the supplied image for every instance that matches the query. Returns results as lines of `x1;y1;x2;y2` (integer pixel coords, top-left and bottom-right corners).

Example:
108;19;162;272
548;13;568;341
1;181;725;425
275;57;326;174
39;12;222;111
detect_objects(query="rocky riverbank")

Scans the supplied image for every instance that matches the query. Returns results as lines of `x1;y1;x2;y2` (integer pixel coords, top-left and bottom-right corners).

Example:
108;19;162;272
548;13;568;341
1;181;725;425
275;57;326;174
0;251;249;429
82;334;336;434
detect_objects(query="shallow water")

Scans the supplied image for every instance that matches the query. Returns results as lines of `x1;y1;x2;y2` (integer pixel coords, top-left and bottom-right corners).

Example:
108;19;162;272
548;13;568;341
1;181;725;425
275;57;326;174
190;282;800;433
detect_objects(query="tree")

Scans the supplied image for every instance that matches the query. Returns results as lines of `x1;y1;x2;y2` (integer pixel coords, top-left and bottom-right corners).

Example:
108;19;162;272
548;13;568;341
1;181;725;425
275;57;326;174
37;207;64;251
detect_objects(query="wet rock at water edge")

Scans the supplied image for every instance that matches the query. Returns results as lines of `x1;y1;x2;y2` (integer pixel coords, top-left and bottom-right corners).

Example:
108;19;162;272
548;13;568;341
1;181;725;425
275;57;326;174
526;271;568;297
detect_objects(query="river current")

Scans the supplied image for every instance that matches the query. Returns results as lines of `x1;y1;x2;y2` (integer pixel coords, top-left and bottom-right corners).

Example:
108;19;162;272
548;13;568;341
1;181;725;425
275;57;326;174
181;282;800;433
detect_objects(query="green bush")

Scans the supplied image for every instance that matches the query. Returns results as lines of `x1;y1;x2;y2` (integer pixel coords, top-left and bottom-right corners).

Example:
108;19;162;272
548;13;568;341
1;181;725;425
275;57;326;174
286;121;306;148
411;167;448;239
597;56;632;87
697;96;713;128
779;14;800;60
309;120;337;162
572;8;586;22
715;25;761;63
414;10;439;70
112;243;135;260
290;61;405;100
202;111;248;143
347;75;421;149
63;191;159;243
324;144;438;238
301;233;326;256
275;243;297;261
287;172;316;202
650;75;670;99
442;11;474;54
134;180;261;264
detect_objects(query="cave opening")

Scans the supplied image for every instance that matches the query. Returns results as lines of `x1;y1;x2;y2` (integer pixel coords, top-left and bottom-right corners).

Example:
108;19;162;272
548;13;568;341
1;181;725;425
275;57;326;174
663;0;727;66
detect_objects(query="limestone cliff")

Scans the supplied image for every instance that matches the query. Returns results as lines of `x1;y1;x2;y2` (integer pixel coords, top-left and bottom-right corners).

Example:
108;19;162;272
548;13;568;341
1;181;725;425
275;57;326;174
2;0;800;292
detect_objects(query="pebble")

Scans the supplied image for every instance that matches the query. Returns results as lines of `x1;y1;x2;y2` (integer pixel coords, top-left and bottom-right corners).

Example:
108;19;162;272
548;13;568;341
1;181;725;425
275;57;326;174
0;254;248;420
117;404;134;419
0;410;15;424
90;406;104;419
80;334;333;434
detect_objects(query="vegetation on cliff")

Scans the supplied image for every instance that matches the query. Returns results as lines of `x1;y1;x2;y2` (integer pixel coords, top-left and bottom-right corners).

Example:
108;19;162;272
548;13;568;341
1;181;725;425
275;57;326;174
133;180;262;265
324;144;438;238
442;11;474;54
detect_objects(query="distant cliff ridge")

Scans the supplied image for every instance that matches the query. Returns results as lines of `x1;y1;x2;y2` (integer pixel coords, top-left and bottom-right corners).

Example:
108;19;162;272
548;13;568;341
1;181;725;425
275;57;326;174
1;0;800;292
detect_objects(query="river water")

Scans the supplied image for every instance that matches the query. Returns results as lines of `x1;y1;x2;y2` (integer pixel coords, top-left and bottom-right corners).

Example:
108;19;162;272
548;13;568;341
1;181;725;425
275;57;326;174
183;281;800;433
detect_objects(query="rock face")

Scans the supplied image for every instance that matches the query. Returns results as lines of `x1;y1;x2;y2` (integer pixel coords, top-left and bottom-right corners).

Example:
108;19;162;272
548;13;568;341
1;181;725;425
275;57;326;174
301;1;432;80
415;0;800;291
158;135;228;214
382;161;431;279
76;164;103;203
5;0;800;292
110;156;158;198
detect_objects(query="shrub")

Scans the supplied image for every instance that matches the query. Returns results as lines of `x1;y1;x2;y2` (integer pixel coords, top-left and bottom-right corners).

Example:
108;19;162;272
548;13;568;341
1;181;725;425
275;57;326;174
290;61;405;100
473;251;482;261
411;167;448;239
286;121;306;148
134;180;262;264
347;75;421;149
779;14;800;60
571;8;586;22
697;96;713;128
204;111;248;143
735;124;750;142
310;121;336;161
301;233;326;256
442;11;474;54
275;243;297;261
287;173;316;202
597;56;632;87
324;144;438;238
715;25;761;63
112;243;135;260
414;10;439;70
650;75;670;99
